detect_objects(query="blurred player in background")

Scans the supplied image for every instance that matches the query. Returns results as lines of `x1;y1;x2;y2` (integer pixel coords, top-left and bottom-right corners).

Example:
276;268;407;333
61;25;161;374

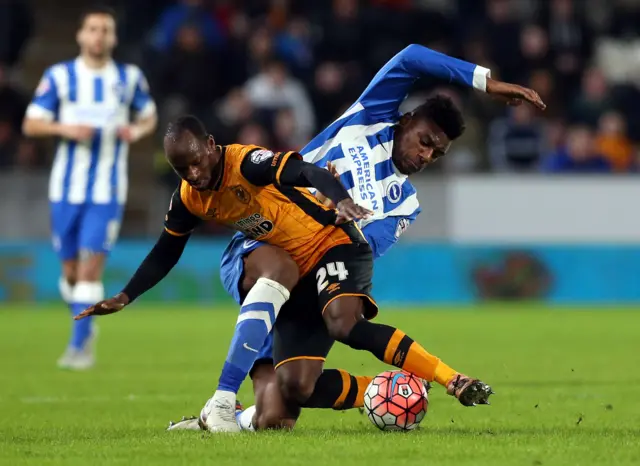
22;6;157;370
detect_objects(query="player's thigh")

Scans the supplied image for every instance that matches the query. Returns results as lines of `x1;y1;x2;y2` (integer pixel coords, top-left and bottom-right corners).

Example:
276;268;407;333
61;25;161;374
77;203;123;280
312;243;379;340
242;243;299;293
273;279;334;404
50;202;82;262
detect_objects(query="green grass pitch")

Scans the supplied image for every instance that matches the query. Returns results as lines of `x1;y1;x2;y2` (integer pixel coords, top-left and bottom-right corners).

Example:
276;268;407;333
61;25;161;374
1;305;639;466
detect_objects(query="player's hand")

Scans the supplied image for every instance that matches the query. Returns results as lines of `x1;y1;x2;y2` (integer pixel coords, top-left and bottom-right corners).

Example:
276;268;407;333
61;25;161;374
316;162;342;208
486;78;546;110
74;293;130;320
117;125;142;143
335;199;372;225
59;124;94;142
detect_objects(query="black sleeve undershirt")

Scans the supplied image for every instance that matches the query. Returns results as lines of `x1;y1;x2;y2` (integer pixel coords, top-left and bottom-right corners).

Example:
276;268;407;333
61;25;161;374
279;158;350;205
121;230;190;303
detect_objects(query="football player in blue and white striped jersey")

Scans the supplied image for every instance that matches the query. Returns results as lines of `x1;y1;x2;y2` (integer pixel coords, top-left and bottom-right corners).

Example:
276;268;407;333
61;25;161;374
22;6;157;370
168;44;544;432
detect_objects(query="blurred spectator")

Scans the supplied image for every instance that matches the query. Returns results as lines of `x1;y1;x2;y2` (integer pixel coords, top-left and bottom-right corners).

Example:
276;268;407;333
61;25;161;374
488;104;547;172
311;62;356;131
316;0;365;64
0;120;17;168
151;0;225;53
482;0;523;83
244;60;315;143
215;88;255;137
569;67;612;127
517;25;552;82
541;125;612;173
156;24;221;121
0;65;27;133
272;108;300;151
0;0;33;68
595;111;634;172
237;122;271;147
543;0;593;93
275;17;314;78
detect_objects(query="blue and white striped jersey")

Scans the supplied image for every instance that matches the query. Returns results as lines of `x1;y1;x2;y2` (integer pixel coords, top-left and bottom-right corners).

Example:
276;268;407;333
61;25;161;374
26;57;156;205
300;44;490;256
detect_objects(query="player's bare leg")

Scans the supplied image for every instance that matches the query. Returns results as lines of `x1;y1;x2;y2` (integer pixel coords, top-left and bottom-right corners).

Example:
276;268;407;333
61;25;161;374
59;252;105;370
201;245;298;432
322;296;493;407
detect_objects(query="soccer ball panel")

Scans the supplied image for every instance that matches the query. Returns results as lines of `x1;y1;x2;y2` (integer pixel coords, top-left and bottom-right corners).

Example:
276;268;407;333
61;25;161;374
364;370;428;431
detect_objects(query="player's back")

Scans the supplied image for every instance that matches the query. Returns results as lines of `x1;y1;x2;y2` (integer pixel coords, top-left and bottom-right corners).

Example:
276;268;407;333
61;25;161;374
26;58;155;205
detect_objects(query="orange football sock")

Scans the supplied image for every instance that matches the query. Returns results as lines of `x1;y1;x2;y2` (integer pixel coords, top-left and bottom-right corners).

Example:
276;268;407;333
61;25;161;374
303;369;373;410
383;329;458;387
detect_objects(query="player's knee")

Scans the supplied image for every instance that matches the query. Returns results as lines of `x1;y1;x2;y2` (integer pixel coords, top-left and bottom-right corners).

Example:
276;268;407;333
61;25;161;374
277;362;321;405
76;250;106;282
323;298;364;341
255;406;297;431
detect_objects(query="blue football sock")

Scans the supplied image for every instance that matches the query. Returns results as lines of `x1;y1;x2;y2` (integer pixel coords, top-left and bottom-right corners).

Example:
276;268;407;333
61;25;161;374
70;302;93;350
69;281;104;351
217;278;289;394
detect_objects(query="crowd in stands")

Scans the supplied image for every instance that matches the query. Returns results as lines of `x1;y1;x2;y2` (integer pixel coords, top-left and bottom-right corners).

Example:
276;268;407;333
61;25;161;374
4;0;640;178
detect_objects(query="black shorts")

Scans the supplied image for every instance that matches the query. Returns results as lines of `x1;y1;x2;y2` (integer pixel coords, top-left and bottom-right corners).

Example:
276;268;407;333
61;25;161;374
272;238;378;369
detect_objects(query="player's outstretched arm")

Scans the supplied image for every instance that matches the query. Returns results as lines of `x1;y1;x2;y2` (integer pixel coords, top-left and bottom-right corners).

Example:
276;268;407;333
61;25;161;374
74;230;190;320
357;44;492;120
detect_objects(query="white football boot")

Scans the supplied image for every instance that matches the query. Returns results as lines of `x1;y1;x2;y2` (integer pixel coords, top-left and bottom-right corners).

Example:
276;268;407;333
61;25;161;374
199;391;241;433
57;325;98;370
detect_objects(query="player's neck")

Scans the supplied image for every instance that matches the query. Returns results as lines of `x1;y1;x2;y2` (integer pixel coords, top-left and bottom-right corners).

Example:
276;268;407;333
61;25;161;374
79;54;112;70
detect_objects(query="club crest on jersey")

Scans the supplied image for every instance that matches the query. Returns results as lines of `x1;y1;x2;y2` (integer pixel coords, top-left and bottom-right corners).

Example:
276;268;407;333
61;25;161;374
386;181;402;204
235;213;274;238
230;185;252;204
250;149;274;164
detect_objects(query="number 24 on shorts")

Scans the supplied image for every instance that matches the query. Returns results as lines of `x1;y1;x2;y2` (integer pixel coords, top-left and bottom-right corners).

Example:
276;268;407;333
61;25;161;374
316;262;349;294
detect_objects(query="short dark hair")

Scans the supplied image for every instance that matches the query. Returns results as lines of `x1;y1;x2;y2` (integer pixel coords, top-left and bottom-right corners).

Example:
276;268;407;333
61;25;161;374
412;94;466;141
79;5;117;29
165;115;209;143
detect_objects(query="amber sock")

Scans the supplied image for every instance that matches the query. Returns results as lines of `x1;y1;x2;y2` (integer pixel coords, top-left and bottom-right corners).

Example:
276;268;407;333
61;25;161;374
342;321;458;387
303;369;373;410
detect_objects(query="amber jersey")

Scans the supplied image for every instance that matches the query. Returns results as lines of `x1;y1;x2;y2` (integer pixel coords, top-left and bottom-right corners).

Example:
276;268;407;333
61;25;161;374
164;144;362;276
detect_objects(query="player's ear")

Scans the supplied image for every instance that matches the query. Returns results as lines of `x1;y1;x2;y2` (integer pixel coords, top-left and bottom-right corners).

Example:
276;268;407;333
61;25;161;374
398;113;413;128
207;134;216;148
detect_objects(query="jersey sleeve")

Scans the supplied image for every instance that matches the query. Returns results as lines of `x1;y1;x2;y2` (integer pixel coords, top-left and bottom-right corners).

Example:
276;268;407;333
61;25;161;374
356;44;491;121
164;185;201;236
25;68;59;121
130;66;156;119
239;148;301;186
361;216;415;259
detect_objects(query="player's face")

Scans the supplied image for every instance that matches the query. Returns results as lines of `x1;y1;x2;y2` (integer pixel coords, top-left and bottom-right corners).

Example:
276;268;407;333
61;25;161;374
165;134;219;191
393;117;451;175
77;14;117;59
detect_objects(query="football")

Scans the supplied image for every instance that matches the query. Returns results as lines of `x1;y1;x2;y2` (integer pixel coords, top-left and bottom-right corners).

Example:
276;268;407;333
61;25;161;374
363;370;428;431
